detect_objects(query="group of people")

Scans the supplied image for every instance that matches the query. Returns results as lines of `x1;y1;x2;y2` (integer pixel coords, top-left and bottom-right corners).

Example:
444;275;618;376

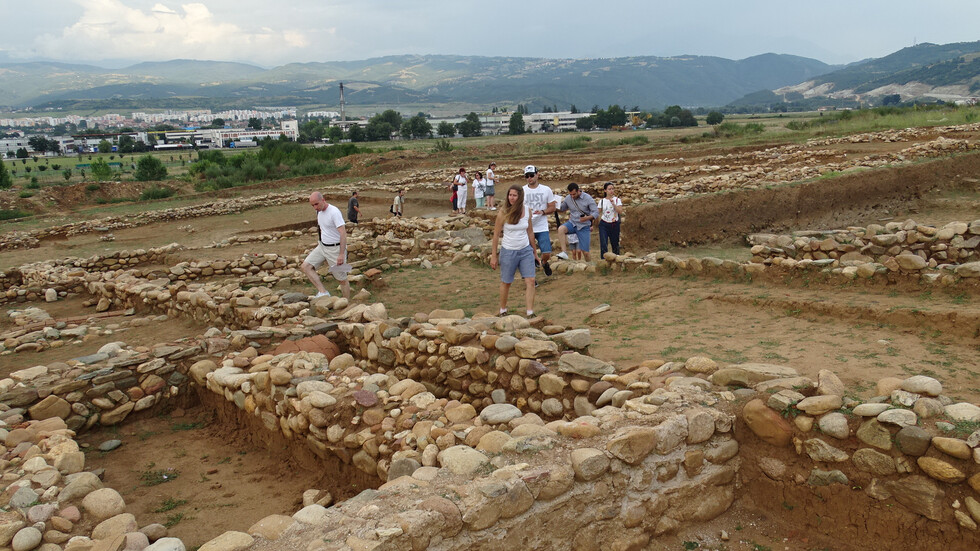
490;165;624;317
301;164;624;316
449;162;498;214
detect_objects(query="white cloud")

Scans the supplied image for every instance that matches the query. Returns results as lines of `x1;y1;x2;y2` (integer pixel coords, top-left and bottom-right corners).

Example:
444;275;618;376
33;0;310;65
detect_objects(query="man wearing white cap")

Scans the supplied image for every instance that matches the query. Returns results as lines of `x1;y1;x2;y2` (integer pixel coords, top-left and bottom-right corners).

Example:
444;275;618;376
521;165;557;276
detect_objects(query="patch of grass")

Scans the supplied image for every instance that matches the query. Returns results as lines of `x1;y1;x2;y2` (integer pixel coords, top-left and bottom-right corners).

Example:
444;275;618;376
154;497;188;512
940;419;980;438
170;421;204;432
164;512;185;528
139;186;176;201
0;209;31;220
137;430;158;441
139;464;180;486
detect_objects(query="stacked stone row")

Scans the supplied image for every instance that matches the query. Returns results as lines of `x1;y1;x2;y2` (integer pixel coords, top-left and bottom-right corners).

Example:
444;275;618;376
192;361;741;551
749;219;980;268
728;364;980;530
0;416;173;549
0;340;199;433
808;122;980;146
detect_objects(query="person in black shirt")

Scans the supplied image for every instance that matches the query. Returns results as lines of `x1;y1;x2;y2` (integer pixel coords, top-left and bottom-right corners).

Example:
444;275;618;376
347;191;360;224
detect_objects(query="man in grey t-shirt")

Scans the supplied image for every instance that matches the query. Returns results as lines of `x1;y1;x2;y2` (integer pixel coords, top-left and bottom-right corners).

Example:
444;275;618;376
347;191;360;223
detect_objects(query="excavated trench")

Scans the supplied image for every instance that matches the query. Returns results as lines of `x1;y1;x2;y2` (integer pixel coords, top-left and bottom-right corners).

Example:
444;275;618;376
623;152;980;249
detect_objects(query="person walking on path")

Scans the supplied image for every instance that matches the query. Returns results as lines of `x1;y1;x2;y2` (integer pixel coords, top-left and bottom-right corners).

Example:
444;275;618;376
301;191;351;300
391;188;405;217
490;185;540;317
347;191;360;224
597;182;624;257
473;171;486;209
485;162;498;210
556;182;599;262
521;165;557;276
453;167;468;214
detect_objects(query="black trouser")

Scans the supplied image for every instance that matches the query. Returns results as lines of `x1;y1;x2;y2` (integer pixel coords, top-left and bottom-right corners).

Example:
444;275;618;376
599;220;620;256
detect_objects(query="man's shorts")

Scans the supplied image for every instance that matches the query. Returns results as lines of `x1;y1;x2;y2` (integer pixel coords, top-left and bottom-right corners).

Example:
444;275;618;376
561;221;591;252
304;243;349;281
499;246;536;284
533;231;552;254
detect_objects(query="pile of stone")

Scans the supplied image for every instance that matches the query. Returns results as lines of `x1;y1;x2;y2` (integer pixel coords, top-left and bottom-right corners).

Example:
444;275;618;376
191;360;739;551
808;122;980;146
0;417;172;549
0;338;198;432
725;366;980;529
748;219;980;274
0;310;164;356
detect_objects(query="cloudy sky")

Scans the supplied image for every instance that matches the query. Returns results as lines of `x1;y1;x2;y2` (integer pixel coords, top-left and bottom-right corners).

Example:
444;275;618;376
3;0;979;67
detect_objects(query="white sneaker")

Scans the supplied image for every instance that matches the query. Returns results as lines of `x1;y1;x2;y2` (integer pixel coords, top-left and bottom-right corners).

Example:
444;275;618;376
314;291;331;298
556;252;569;260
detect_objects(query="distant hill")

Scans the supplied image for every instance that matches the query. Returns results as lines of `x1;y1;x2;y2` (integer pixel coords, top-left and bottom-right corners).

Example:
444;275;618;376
729;41;980;109
0;53;836;111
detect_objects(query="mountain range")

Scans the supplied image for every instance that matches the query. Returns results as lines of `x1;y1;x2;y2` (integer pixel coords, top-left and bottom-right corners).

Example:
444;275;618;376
1;41;978;113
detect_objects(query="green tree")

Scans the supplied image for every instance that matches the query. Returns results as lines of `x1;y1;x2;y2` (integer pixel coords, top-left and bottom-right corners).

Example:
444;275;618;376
117;135;136;153
706;111;725;125
135;155;168;181
90;157;113;181
0;161;12;189
63;169;72;182
326;126;343;143
576;115;596;130
98;139;113;154
366;120;394;141
457;112;482;138
508;113;526;135
437;121;456;137
16;148;29;159
212;117;225;127
248;117;263;130
347;124;366;142
400;115;433;139
570;104;579;114
300;120;327;143
28;135;51;153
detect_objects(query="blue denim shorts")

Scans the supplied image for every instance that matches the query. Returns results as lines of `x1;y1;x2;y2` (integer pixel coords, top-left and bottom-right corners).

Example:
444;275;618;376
533;231;552;253
561;221;592;252
499;246;536;284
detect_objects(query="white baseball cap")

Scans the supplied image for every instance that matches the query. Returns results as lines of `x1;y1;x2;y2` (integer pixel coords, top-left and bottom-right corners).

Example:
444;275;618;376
523;165;537;175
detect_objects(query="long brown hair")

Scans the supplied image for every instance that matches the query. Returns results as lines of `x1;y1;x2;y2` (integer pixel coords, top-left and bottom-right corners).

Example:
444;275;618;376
502;185;525;225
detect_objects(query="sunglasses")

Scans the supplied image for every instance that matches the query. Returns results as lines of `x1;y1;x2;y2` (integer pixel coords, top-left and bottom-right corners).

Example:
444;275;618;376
524;173;535;178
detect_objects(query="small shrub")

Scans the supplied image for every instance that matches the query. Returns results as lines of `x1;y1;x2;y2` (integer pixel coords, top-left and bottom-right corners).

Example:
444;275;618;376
25;180;41;189
0;209;31;220
140;186;176;201
18;191;34;198
432;138;454;152
86;183;101;192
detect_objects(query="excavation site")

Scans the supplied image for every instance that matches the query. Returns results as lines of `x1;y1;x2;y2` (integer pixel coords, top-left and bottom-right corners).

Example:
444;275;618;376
2;122;980;551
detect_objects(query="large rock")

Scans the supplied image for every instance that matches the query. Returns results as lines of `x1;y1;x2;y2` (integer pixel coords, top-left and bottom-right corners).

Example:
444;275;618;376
479;404;522;425
570;448;609;481
438;446;489;476
514;339;559;359
199;531;254;551
605;427;658;465
742;399;793;447
945;402;980;422
550;329;592;350
684;356;717;374
28;395;71;420
856;419;892;451
901;375;942;397
895;426;931;456
804;439;849;462
796;395;842;415
916;457;966;483
816;370;845;396
852;448;896;476
81;488;126;521
881;476;945;521
731;363;798;381
557;353;613;378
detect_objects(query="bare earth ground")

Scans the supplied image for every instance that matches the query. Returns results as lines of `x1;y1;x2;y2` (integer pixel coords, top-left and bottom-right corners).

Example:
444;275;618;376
3;130;980;549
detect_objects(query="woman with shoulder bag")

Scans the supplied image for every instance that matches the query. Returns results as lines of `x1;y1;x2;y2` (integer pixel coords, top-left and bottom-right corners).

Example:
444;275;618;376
598;182;624;257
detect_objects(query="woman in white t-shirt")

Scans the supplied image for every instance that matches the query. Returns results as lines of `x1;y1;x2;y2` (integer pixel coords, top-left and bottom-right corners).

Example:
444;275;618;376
472;171;486;209
490;185;540;317
597;182;624;257
485;162;497;210
453;167;468;214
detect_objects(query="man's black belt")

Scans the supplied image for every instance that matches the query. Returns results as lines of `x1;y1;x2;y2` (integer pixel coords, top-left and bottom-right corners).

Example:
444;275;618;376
320;242;340;247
